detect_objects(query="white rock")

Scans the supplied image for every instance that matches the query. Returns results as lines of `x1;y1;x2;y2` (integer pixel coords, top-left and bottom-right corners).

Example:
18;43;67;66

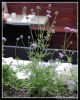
39;61;50;67
10;65;18;71
55;63;72;72
2;57;13;65
66;80;76;92
55;63;72;81
16;72;28;79
2;57;77;81
16;71;31;79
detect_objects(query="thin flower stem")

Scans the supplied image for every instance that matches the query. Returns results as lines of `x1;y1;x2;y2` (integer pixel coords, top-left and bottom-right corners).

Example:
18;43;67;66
21;38;28;55
37;9;40;54
65;32;73;45
45;20;50;47
49;14;58;32
62;29;73;63
28;38;29;47
48;33;53;46
47;19;49;31
38;26;45;56
2;42;4;57
50;50;57;60
37;9;40;40
63;49;72;63
46;19;50;45
29;24;34;43
63;31;67;50
15;40;18;58
66;42;72;50
46;13;58;47
33;25;37;40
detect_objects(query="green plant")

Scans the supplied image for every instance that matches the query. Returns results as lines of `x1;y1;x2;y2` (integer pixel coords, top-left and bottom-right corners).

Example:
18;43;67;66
16;58;68;97
2;63;27;90
70;66;78;93
3;64;17;87
15;5;78;97
62;27;77;63
2;3;78;97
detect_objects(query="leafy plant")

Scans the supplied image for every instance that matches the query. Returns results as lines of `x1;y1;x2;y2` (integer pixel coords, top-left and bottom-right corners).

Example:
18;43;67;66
70;66;78;93
16;59;68;97
3;64;17;87
2;63;27;90
62;27;77;63
14;4;78;97
2;3;78;97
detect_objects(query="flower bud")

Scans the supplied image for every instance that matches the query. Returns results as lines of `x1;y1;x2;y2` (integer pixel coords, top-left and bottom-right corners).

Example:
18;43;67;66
28;36;30;39
20;35;23;39
31;8;34;12
48;4;52;8
36;6;41;10
70;41;72;44
2;37;7;42
16;38;19;41
54;11;59;15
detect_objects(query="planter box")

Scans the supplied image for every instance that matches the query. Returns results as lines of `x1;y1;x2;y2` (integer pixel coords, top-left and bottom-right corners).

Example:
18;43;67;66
3;45;78;64
2;45;78;97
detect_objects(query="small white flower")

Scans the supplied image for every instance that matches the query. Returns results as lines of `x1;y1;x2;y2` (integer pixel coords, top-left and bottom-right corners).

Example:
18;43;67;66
2;37;6;42
16;38;19;41
31;8;34;12
54;21;56;24
20;35;23;39
36;6;41;10
48;4;52;8
54;11;59;15
42;86;47;92
70;41;72;44
59;53;64;58
52;25;54;28
51;29;55;33
28;36;30;39
72;51;75;55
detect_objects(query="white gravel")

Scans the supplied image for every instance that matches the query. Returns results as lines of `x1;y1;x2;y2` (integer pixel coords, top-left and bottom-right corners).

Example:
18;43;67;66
2;57;78;81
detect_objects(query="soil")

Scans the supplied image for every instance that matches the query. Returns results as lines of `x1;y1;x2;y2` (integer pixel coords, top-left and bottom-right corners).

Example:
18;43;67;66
3;87;28;97
3;86;78;98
